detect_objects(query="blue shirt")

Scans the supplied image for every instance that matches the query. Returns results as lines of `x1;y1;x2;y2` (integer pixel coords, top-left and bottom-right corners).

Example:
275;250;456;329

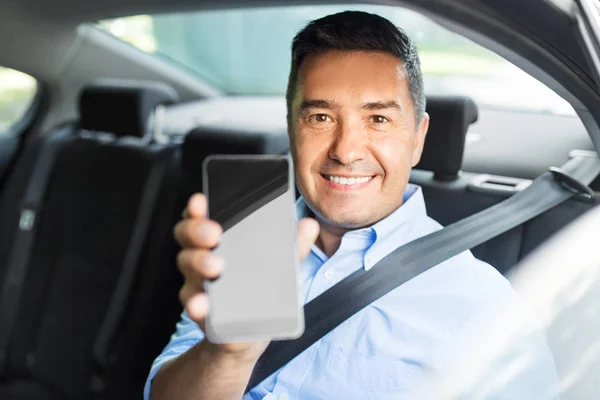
145;184;558;399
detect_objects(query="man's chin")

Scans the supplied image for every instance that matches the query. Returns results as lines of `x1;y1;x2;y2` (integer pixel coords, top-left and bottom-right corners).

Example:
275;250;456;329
318;209;375;230
304;197;380;229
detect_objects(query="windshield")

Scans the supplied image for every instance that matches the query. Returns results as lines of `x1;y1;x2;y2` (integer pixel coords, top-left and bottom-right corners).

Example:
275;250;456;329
98;5;575;116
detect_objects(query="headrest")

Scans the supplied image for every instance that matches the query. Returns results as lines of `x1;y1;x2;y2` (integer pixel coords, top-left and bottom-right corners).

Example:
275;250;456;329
79;79;179;138
416;96;478;180
182;126;290;173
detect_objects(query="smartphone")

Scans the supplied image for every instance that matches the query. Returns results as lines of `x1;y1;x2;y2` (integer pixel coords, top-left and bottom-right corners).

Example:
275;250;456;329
202;154;304;343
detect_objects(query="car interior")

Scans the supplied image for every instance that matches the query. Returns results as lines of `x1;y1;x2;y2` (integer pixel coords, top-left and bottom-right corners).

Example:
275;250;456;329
1;0;600;399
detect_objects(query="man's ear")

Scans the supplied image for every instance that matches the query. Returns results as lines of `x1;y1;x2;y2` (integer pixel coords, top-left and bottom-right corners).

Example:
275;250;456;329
411;112;430;167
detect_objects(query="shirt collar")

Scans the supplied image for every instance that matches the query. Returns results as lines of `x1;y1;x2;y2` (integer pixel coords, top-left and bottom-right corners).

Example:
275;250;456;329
369;184;426;242
296;183;428;270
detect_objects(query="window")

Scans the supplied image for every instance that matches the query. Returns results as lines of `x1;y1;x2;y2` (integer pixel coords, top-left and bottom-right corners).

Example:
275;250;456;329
98;5;575;115
0;67;38;135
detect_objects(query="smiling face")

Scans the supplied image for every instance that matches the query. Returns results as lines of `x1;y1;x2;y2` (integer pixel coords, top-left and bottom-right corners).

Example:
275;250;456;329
289;50;429;230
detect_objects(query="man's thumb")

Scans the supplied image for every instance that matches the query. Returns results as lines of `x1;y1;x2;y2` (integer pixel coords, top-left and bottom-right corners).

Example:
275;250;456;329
297;218;320;261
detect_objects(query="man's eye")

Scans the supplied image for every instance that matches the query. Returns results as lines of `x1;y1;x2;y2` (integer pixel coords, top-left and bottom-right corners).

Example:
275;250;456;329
310;114;332;123
371;115;389;124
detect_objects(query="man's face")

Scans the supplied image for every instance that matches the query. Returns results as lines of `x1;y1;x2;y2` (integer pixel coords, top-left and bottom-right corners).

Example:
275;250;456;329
289;50;429;229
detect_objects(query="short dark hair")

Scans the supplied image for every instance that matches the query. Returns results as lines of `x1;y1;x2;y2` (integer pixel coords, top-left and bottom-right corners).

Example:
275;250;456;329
286;11;425;126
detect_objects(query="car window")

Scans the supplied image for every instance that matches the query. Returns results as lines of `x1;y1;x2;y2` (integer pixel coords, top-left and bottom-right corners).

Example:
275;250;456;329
97;5;575;116
0;66;38;135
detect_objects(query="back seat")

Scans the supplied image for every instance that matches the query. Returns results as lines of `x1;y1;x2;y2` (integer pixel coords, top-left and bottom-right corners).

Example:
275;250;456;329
411;97;598;275
0;80;181;400
0;101;292;399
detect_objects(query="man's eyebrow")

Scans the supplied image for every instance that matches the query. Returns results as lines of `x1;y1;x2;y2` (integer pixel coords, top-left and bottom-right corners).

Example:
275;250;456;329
298;99;339;112
361;101;403;111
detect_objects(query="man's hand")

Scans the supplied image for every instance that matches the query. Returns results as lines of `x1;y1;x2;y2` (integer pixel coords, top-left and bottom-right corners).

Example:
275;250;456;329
151;195;317;400
173;193;319;359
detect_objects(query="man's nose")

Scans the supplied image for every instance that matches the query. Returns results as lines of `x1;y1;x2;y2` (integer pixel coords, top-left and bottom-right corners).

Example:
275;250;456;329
327;121;368;165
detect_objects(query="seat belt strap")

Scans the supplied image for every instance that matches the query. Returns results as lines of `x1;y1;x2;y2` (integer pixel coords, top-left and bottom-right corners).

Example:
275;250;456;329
246;154;600;392
92;151;171;371
0;127;72;371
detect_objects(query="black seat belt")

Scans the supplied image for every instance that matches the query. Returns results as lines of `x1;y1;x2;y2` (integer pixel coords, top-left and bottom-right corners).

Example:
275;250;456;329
0;127;72;371
91;150;171;382
246;154;600;392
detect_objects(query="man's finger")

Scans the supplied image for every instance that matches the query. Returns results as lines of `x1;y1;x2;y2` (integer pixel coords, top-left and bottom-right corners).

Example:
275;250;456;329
187;193;207;219
177;248;224;282
174;219;223;248
177;194;208;241
297;218;320;261
186;292;209;323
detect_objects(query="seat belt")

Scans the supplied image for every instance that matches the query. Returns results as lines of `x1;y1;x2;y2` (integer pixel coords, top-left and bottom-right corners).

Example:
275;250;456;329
246;154;600;392
0;127;72;371
91;150;171;380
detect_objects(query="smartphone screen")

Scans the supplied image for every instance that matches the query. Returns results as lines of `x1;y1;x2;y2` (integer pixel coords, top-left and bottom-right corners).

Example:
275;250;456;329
202;155;304;343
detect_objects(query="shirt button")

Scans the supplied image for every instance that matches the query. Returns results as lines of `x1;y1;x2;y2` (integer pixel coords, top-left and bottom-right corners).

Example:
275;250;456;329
278;393;290;400
323;269;333;280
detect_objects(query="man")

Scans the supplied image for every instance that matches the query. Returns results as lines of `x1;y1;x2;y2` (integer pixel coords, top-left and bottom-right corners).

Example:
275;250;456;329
146;11;558;399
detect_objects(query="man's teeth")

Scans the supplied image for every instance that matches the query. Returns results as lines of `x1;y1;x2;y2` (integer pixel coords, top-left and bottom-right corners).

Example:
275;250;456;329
328;175;373;185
